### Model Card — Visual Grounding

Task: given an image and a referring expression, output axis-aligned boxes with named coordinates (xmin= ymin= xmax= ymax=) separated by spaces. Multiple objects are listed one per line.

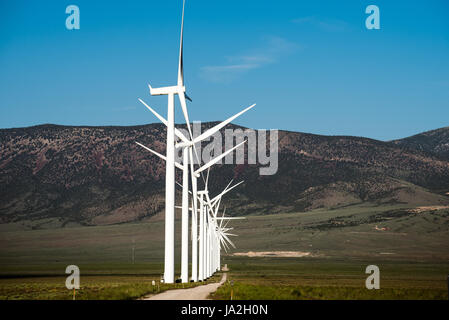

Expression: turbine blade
xmin=139 ymin=98 xmax=167 ymax=126
xmin=178 ymin=91 xmax=193 ymax=139
xmin=220 ymin=237 xmax=230 ymax=252
xmin=223 ymin=218 xmax=231 ymax=229
xmin=224 ymin=179 xmax=234 ymax=192
xmin=176 ymin=181 xmax=192 ymax=194
xmin=222 ymin=233 xmax=236 ymax=249
xmin=214 ymin=196 xmax=221 ymax=217
xmin=139 ymin=98 xmax=189 ymax=143
xmin=219 ymin=210 xmax=225 ymax=228
xmin=222 ymin=233 xmax=235 ymax=248
xmin=177 ymin=0 xmax=185 ymax=87
xmin=176 ymin=205 xmax=195 ymax=211
xmin=194 ymin=140 xmax=246 ymax=175
xmin=136 ymin=142 xmax=184 ymax=170
xmin=136 ymin=142 xmax=166 ymax=160
xmin=211 ymin=180 xmax=244 ymax=204
xmin=205 ymin=167 xmax=210 ymax=191
xmin=193 ymin=104 xmax=255 ymax=144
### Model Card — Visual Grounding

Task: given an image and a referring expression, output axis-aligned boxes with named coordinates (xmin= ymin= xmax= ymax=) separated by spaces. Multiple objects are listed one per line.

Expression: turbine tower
xmin=144 ymin=0 xmax=193 ymax=284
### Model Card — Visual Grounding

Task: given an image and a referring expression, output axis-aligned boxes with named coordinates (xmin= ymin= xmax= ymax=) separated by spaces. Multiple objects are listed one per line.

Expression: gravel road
xmin=144 ymin=273 xmax=227 ymax=300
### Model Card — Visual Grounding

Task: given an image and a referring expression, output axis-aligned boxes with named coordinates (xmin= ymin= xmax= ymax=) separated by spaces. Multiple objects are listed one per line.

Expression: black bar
xmin=1 ymin=300 xmax=448 ymax=319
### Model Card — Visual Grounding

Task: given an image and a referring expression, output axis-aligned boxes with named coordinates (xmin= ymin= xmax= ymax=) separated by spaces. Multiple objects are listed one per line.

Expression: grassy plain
xmin=0 ymin=203 xmax=448 ymax=299
xmin=211 ymin=257 xmax=448 ymax=299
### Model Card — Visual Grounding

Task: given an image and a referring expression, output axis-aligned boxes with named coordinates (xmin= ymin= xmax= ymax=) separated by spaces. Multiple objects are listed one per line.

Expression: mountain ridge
xmin=391 ymin=126 xmax=449 ymax=160
xmin=4 ymin=122 xmax=446 ymax=142
xmin=1 ymin=123 xmax=448 ymax=226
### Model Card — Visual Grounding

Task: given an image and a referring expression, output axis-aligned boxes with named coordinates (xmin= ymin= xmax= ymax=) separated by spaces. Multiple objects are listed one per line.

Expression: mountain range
xmin=1 ymin=123 xmax=448 ymax=226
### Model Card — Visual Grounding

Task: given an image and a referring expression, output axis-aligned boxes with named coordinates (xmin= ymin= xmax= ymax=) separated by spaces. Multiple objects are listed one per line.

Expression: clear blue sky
xmin=1 ymin=0 xmax=448 ymax=140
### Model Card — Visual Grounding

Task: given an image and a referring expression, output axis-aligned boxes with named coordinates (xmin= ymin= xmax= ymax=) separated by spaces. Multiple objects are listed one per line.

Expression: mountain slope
xmin=391 ymin=126 xmax=449 ymax=160
xmin=1 ymin=123 xmax=448 ymax=226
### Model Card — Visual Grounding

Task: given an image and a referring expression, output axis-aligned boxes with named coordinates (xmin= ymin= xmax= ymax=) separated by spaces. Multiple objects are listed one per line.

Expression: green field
xmin=1 ymin=203 xmax=448 ymax=299
xmin=211 ymin=257 xmax=448 ymax=299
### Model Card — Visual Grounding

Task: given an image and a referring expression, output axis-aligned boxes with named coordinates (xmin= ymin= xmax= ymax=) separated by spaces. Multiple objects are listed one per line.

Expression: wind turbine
xmin=136 ymin=139 xmax=246 ymax=282
xmin=195 ymin=172 xmax=246 ymax=279
xmin=208 ymin=180 xmax=246 ymax=275
xmin=137 ymin=97 xmax=253 ymax=281
xmin=141 ymin=0 xmax=194 ymax=284
xmin=136 ymin=0 xmax=255 ymax=283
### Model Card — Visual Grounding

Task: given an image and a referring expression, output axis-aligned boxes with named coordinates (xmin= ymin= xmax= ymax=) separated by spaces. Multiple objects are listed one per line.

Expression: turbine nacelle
xmin=148 ymin=83 xmax=190 ymax=98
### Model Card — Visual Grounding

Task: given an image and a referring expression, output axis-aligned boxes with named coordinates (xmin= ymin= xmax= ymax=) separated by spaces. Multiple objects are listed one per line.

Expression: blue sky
xmin=1 ymin=0 xmax=448 ymax=140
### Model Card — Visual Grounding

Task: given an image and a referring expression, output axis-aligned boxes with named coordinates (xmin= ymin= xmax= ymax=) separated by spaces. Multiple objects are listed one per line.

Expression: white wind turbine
xmin=176 ymin=103 xmax=254 ymax=281
xmin=136 ymin=0 xmax=254 ymax=283
xmin=211 ymin=210 xmax=244 ymax=274
xmin=136 ymin=139 xmax=246 ymax=282
xmin=206 ymin=204 xmax=242 ymax=276
xmin=196 ymin=173 xmax=245 ymax=279
xmin=196 ymin=169 xmax=217 ymax=280
xmin=215 ymin=209 xmax=241 ymax=265
xmin=175 ymin=174 xmax=245 ymax=280
xmin=209 ymin=177 xmax=247 ymax=273
xmin=140 ymin=0 xmax=194 ymax=284
xmin=137 ymin=95 xmax=253 ymax=282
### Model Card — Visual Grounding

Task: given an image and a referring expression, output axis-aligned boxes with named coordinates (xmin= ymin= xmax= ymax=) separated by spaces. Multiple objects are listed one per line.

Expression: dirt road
xmin=144 ymin=273 xmax=227 ymax=300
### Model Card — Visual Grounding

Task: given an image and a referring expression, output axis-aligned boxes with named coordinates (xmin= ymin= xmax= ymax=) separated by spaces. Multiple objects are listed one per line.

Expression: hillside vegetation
xmin=1 ymin=124 xmax=449 ymax=226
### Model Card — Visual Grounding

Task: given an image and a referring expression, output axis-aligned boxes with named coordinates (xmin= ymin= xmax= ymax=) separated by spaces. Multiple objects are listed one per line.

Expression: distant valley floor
xmin=0 ymin=203 xmax=448 ymax=299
